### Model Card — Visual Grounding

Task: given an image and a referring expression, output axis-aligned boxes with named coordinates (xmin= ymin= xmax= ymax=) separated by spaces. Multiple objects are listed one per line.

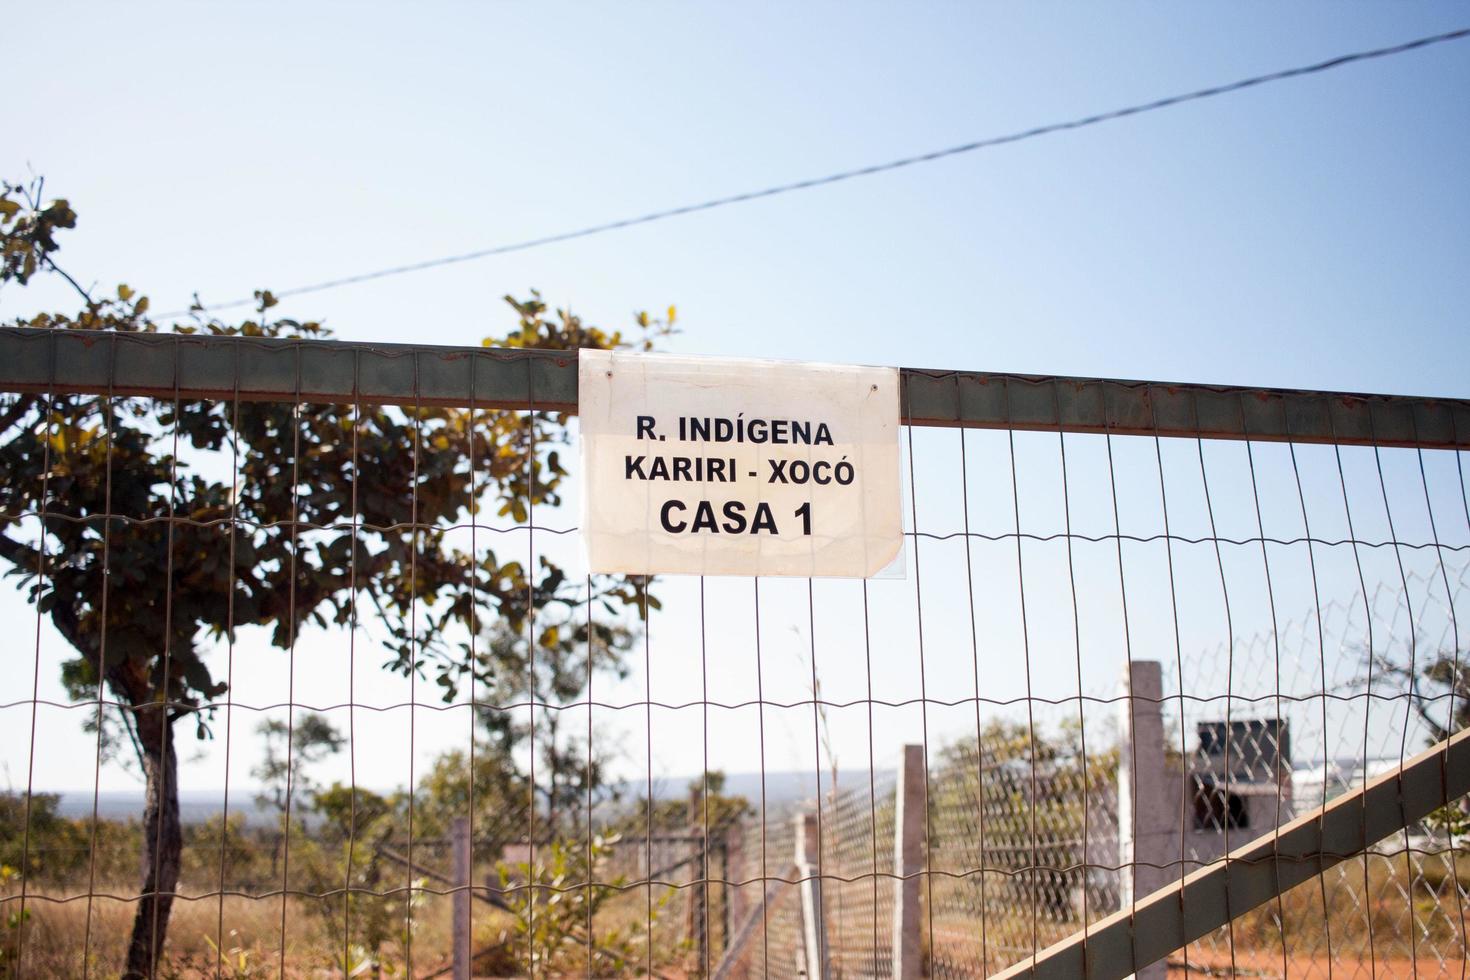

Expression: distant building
xmin=1188 ymin=719 xmax=1292 ymax=858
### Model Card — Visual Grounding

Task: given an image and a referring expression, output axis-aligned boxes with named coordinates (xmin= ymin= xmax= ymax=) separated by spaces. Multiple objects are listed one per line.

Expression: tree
xmin=490 ymin=834 xmax=661 ymax=976
xmin=0 ymin=178 xmax=666 ymax=976
xmin=465 ymin=618 xmax=637 ymax=840
xmin=932 ymin=720 xmax=1118 ymax=923
xmin=1373 ymin=645 xmax=1470 ymax=833
xmin=252 ymin=712 xmax=346 ymax=817
xmin=1374 ymin=648 xmax=1470 ymax=747
xmin=298 ymin=782 xmax=417 ymax=977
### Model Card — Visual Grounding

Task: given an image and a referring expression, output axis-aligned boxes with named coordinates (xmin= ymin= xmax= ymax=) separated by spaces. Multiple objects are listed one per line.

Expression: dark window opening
xmin=1193 ymin=782 xmax=1249 ymax=831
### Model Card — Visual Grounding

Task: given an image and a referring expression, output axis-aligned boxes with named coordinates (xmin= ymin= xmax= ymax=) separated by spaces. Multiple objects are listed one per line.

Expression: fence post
xmin=451 ymin=817 xmax=471 ymax=980
xmin=1118 ymin=661 xmax=1172 ymax=980
xmin=725 ymin=815 xmax=747 ymax=950
xmin=892 ymin=743 xmax=925 ymax=980
xmin=723 ymin=811 xmax=746 ymax=963
xmin=685 ymin=786 xmax=710 ymax=973
xmin=796 ymin=809 xmax=829 ymax=979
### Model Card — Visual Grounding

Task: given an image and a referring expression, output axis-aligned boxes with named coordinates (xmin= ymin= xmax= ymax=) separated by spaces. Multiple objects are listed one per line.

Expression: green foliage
xmin=0 ymin=176 xmax=667 ymax=746
xmin=0 ymin=793 xmax=85 ymax=879
xmin=632 ymin=770 xmax=754 ymax=835
xmin=0 ymin=175 xmax=674 ymax=972
xmin=491 ymin=835 xmax=665 ymax=976
xmin=934 ymin=720 xmax=1118 ymax=839
xmin=251 ymin=712 xmax=346 ymax=815
xmin=239 ymin=705 xmax=418 ymax=972
xmin=0 ymin=864 xmax=28 ymax=972
xmin=463 ymin=621 xmax=636 ymax=839
xmin=932 ymin=720 xmax=1118 ymax=922
xmin=182 ymin=813 xmax=272 ymax=891
xmin=411 ymin=742 xmax=529 ymax=861
xmin=1427 ymin=803 xmax=1470 ymax=838
xmin=0 ymin=792 xmax=139 ymax=886
xmin=291 ymin=783 xmax=421 ymax=976
xmin=0 ymin=179 xmax=75 ymax=286
xmin=0 ymin=794 xmax=285 ymax=896
xmin=200 ymin=930 xmax=268 ymax=980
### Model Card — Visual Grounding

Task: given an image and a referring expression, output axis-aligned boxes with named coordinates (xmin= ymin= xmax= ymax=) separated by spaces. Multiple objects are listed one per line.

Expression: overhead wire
xmin=160 ymin=26 xmax=1469 ymax=319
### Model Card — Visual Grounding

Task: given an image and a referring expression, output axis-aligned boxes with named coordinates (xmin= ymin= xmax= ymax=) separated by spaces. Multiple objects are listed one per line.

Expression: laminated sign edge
xmin=578 ymin=349 xmax=902 ymax=578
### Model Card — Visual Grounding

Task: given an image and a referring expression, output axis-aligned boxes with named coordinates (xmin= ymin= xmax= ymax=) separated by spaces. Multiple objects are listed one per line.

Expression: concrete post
xmin=892 ymin=743 xmax=925 ymax=980
xmin=685 ymin=786 xmax=709 ymax=973
xmin=796 ymin=810 xmax=829 ymax=979
xmin=1117 ymin=661 xmax=1172 ymax=980
xmin=725 ymin=817 xmax=746 ymax=953
xmin=451 ymin=816 xmax=472 ymax=980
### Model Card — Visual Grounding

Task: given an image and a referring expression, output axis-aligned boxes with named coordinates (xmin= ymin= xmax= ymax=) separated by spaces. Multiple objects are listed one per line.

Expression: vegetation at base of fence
xmin=1181 ymin=849 xmax=1470 ymax=971
xmin=0 ymin=725 xmax=715 ymax=975
xmin=491 ymin=835 xmax=671 ymax=976
xmin=4 ymin=735 xmax=1469 ymax=976
xmin=0 ymin=815 xmax=682 ymax=977
xmin=0 ymin=867 xmax=24 ymax=975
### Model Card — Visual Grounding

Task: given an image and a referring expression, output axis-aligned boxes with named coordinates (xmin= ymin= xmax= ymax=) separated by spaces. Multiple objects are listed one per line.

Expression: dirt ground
xmin=1168 ymin=950 xmax=1468 ymax=978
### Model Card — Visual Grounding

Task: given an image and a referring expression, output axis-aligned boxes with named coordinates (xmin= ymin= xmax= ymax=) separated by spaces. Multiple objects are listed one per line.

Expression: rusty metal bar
xmin=0 ymin=327 xmax=579 ymax=412
xmin=1 ymin=327 xmax=1467 ymax=447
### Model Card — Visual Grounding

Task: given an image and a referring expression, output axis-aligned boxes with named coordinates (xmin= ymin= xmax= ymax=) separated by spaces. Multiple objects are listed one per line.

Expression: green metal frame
xmin=1 ymin=327 xmax=1467 ymax=447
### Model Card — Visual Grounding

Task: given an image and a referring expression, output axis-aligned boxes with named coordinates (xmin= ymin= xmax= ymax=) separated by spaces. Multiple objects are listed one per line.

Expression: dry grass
xmin=6 ymin=887 xmax=472 ymax=978
xmin=5 ymin=879 xmax=691 ymax=978
xmin=917 ymin=850 xmax=1470 ymax=977
xmin=1169 ymin=951 xmax=1467 ymax=978
xmin=7 ymin=851 xmax=1466 ymax=976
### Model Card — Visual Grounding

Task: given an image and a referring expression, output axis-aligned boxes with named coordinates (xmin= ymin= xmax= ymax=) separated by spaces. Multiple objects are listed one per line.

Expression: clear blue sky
xmin=4 ymin=3 xmax=1468 ymax=797
xmin=9 ymin=3 xmax=1468 ymax=394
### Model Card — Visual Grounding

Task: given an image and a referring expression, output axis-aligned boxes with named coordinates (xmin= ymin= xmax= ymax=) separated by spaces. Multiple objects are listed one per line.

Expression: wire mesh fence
xmin=1162 ymin=565 xmax=1470 ymax=978
xmin=1 ymin=328 xmax=1468 ymax=978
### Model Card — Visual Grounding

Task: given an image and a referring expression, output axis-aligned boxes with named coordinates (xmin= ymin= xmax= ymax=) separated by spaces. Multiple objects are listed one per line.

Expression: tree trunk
xmin=122 ymin=695 xmax=182 ymax=979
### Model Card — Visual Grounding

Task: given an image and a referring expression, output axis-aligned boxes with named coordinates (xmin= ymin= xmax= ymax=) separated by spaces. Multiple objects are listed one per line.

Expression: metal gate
xmin=1 ymin=327 xmax=1467 ymax=978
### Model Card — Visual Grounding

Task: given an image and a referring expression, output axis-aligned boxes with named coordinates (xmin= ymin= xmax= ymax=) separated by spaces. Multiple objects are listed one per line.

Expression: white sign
xmin=579 ymin=349 xmax=902 ymax=578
